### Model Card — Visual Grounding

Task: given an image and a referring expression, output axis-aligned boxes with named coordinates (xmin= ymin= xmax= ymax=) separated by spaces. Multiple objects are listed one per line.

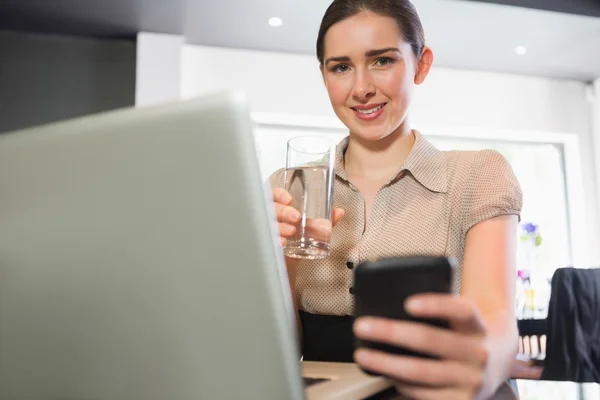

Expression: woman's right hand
xmin=272 ymin=188 xmax=345 ymax=248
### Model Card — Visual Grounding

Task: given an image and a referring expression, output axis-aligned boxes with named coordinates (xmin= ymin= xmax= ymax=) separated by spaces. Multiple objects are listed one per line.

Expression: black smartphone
xmin=353 ymin=256 xmax=455 ymax=369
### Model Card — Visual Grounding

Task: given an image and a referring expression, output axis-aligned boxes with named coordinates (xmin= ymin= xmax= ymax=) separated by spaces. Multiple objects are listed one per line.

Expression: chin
xmin=336 ymin=109 xmax=395 ymax=141
xmin=343 ymin=118 xmax=392 ymax=141
xmin=348 ymin=127 xmax=392 ymax=142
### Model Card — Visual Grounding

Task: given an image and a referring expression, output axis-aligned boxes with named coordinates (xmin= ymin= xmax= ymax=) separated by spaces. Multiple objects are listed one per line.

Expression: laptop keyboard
xmin=303 ymin=377 xmax=331 ymax=387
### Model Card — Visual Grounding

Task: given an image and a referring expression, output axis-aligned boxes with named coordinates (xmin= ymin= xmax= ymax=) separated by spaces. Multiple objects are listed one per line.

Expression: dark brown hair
xmin=316 ymin=0 xmax=425 ymax=65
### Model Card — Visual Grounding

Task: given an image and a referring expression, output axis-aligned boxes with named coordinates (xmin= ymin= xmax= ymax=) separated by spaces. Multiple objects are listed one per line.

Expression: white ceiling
xmin=183 ymin=0 xmax=600 ymax=82
xmin=1 ymin=0 xmax=599 ymax=81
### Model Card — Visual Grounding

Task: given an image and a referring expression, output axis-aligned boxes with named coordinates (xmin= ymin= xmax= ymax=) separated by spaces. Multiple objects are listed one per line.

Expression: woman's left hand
xmin=353 ymin=294 xmax=489 ymax=400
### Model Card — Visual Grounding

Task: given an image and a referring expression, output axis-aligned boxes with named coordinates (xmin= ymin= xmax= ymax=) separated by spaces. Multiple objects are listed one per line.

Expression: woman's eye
xmin=375 ymin=57 xmax=394 ymax=67
xmin=333 ymin=64 xmax=350 ymax=73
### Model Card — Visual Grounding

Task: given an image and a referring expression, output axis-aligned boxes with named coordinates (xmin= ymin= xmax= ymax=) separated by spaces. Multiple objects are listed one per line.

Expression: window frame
xmin=251 ymin=112 xmax=588 ymax=269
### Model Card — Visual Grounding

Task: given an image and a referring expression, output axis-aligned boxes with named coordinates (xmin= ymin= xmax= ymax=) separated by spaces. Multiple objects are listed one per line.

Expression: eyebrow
xmin=324 ymin=47 xmax=402 ymax=66
xmin=324 ymin=55 xmax=350 ymax=66
xmin=365 ymin=47 xmax=401 ymax=57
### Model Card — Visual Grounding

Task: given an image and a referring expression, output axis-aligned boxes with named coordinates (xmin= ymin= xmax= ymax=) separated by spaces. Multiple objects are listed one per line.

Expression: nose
xmin=351 ymin=68 xmax=375 ymax=101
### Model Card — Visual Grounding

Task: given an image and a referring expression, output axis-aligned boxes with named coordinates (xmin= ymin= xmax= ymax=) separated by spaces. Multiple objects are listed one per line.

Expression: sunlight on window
xmin=254 ymin=126 xmax=346 ymax=180
xmin=254 ymin=126 xmax=572 ymax=319
xmin=517 ymin=380 xmax=588 ymax=400
xmin=430 ymin=137 xmax=570 ymax=318
xmin=429 ymin=137 xmax=571 ymax=276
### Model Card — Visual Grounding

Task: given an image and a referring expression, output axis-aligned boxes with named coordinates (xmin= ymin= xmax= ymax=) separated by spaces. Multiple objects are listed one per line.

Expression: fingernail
xmin=406 ymin=298 xmax=423 ymax=312
xmin=290 ymin=211 xmax=301 ymax=221
xmin=354 ymin=349 xmax=370 ymax=363
xmin=355 ymin=319 xmax=372 ymax=335
xmin=282 ymin=193 xmax=292 ymax=203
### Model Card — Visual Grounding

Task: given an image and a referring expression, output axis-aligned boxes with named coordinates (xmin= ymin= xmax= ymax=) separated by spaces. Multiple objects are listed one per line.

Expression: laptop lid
xmin=0 ymin=92 xmax=303 ymax=400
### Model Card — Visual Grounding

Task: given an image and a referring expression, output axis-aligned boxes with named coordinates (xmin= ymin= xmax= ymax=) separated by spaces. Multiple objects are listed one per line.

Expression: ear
xmin=414 ymin=46 xmax=433 ymax=85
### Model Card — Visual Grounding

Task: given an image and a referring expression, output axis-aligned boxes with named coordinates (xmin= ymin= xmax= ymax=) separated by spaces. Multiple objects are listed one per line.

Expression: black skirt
xmin=300 ymin=310 xmax=356 ymax=362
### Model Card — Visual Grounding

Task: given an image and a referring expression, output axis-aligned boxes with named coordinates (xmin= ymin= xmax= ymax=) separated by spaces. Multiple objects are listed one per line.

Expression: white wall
xmin=411 ymin=69 xmax=592 ymax=135
xmin=592 ymin=78 xmax=600 ymax=250
xmin=180 ymin=44 xmax=592 ymax=134
xmin=132 ymin=34 xmax=600 ymax=266
xmin=134 ymin=35 xmax=599 ymax=266
xmin=135 ymin=33 xmax=183 ymax=107
xmin=181 ymin=45 xmax=331 ymax=116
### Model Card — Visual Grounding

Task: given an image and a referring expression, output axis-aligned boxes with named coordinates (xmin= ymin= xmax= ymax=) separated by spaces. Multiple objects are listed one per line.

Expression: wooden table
xmin=303 ymin=361 xmax=600 ymax=399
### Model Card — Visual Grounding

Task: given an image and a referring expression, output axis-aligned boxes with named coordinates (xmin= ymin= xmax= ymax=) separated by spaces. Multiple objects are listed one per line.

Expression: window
xmin=253 ymin=118 xmax=574 ymax=319
xmin=428 ymin=136 xmax=571 ymax=277
xmin=429 ymin=136 xmax=570 ymax=319
xmin=516 ymin=380 xmax=589 ymax=400
xmin=254 ymin=124 xmax=346 ymax=181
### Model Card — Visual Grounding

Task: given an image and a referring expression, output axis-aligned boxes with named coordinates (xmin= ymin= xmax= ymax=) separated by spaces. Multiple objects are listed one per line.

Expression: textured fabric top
xmin=270 ymin=130 xmax=522 ymax=316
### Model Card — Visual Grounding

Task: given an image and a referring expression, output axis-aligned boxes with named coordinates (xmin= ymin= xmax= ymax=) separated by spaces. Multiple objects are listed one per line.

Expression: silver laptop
xmin=0 ymin=92 xmax=390 ymax=400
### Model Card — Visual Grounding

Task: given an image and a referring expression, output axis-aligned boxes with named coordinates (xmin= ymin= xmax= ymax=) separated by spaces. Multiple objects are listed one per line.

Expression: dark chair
xmin=517 ymin=318 xmax=546 ymax=362
xmin=541 ymin=267 xmax=600 ymax=383
xmin=510 ymin=319 xmax=546 ymax=380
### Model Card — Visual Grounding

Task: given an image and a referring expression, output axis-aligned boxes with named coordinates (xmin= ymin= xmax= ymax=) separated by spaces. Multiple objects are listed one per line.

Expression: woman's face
xmin=321 ymin=11 xmax=432 ymax=142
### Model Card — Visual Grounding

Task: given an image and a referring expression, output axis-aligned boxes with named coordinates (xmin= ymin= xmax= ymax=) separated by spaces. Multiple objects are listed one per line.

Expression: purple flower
xmin=522 ymin=223 xmax=538 ymax=234
xmin=517 ymin=269 xmax=530 ymax=279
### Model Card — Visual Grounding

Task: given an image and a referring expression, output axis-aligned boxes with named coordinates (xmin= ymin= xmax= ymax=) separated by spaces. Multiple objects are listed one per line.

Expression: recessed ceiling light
xmin=269 ymin=17 xmax=283 ymax=27
xmin=515 ymin=46 xmax=527 ymax=56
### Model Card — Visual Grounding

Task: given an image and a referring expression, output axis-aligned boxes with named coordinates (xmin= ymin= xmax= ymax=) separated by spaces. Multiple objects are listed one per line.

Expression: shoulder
xmin=444 ymin=148 xmax=508 ymax=170
xmin=443 ymin=149 xmax=519 ymax=188
xmin=444 ymin=149 xmax=523 ymax=232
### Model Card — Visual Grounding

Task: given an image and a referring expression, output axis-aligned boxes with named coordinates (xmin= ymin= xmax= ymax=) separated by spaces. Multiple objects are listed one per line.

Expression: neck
xmin=344 ymin=122 xmax=415 ymax=181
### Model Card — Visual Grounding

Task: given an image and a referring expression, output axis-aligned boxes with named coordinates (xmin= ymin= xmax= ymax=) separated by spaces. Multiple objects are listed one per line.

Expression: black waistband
xmin=299 ymin=310 xmax=355 ymax=362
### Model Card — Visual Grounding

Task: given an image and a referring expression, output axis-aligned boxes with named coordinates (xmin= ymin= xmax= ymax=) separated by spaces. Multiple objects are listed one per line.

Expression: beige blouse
xmin=270 ymin=131 xmax=523 ymax=316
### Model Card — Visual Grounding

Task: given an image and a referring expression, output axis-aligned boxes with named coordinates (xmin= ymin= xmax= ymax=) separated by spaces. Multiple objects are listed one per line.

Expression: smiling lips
xmin=351 ymin=103 xmax=387 ymax=121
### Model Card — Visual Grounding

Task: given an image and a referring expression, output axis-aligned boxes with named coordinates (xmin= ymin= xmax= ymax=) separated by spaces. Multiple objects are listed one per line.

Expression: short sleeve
xmin=461 ymin=150 xmax=523 ymax=233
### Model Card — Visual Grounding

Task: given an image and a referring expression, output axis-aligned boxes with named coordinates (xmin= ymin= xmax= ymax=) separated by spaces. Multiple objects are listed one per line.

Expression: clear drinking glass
xmin=283 ymin=136 xmax=336 ymax=260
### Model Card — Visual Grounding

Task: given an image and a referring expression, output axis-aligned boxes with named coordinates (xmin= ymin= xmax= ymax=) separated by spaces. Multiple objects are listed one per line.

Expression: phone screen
xmin=353 ymin=256 xmax=454 ymax=371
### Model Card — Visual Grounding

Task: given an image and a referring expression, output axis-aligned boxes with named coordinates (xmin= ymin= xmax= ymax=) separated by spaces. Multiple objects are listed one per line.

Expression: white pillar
xmin=590 ymin=78 xmax=600 ymax=266
xmin=135 ymin=32 xmax=183 ymax=107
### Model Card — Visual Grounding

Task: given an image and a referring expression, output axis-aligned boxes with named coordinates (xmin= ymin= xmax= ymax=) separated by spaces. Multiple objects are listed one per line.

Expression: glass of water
xmin=283 ymin=136 xmax=336 ymax=260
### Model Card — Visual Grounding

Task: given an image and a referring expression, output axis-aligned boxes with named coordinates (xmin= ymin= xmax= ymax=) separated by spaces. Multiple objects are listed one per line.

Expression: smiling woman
xmin=267 ymin=1 xmax=523 ymax=399
xmin=317 ymin=5 xmax=429 ymax=146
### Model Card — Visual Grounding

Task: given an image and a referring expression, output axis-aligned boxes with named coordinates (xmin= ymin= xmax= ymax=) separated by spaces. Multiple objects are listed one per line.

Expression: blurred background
xmin=1 ymin=1 xmax=599 ymax=396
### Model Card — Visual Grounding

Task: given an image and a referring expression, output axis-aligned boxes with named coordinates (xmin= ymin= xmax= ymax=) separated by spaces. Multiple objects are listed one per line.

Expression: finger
xmin=280 ymin=237 xmax=287 ymax=247
xmin=394 ymin=383 xmax=474 ymax=400
xmin=304 ymin=218 xmax=332 ymax=242
xmin=274 ymin=203 xmax=302 ymax=223
xmin=354 ymin=318 xmax=488 ymax=367
xmin=278 ymin=222 xmax=296 ymax=237
xmin=332 ymin=208 xmax=345 ymax=226
xmin=354 ymin=349 xmax=484 ymax=389
xmin=272 ymin=188 xmax=292 ymax=205
xmin=405 ymin=294 xmax=486 ymax=334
